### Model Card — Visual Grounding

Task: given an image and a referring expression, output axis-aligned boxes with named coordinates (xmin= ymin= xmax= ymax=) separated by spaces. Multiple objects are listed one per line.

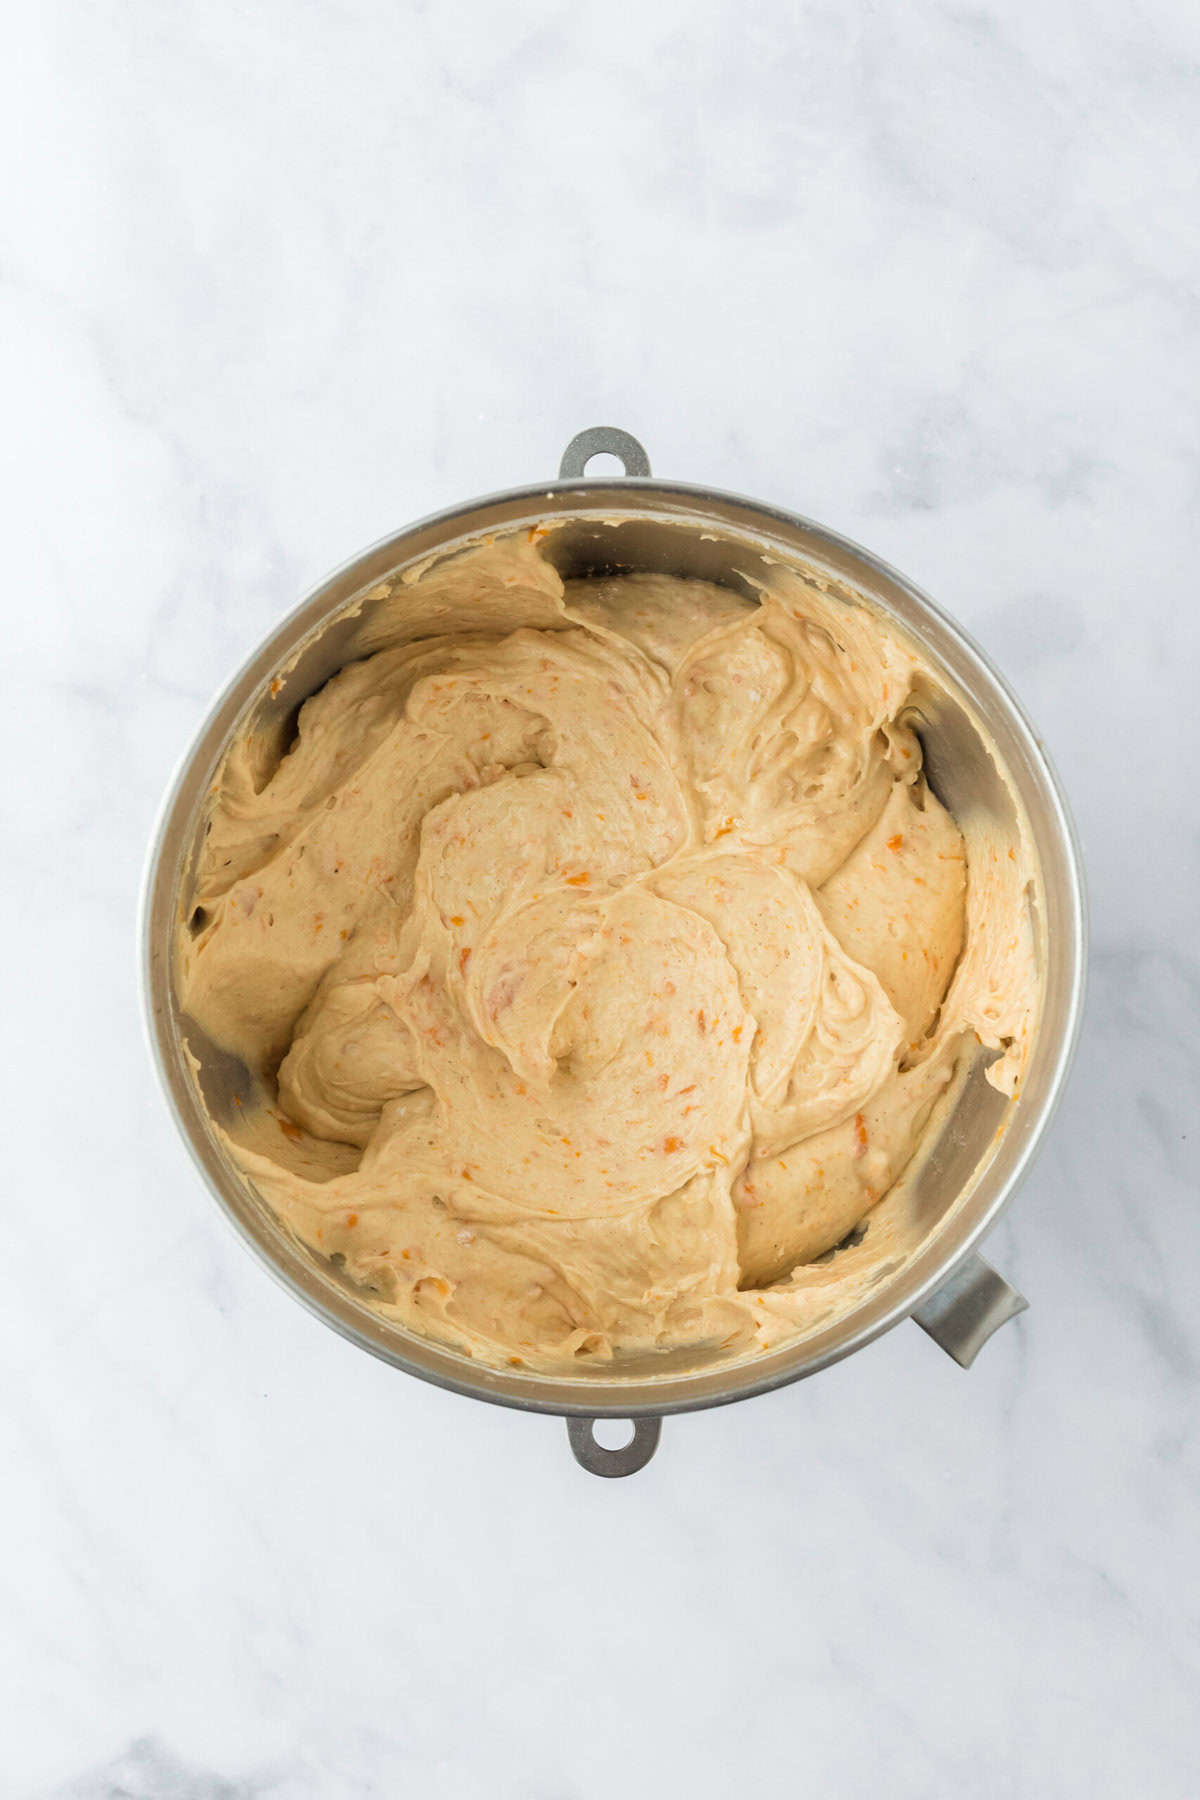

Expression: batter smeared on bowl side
xmin=178 ymin=531 xmax=1036 ymax=1370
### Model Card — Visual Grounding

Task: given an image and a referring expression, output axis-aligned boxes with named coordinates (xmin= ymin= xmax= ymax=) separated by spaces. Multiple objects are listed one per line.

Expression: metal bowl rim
xmin=139 ymin=473 xmax=1087 ymax=1418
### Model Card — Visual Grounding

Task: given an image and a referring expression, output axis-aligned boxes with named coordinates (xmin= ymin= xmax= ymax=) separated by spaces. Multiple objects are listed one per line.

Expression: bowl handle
xmin=566 ymin=1416 xmax=662 ymax=1477
xmin=558 ymin=426 xmax=652 ymax=480
xmin=562 ymin=1255 xmax=1023 ymax=1473
xmin=912 ymin=1253 xmax=1028 ymax=1367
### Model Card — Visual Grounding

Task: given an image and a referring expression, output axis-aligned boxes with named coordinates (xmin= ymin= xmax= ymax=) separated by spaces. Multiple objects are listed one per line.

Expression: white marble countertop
xmin=5 ymin=2 xmax=1199 ymax=1795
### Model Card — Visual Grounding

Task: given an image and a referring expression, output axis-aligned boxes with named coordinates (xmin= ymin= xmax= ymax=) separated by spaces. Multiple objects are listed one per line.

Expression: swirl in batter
xmin=178 ymin=532 xmax=1036 ymax=1369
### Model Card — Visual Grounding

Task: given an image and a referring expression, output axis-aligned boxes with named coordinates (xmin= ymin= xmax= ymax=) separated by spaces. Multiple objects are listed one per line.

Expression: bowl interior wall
xmin=144 ymin=487 xmax=1082 ymax=1416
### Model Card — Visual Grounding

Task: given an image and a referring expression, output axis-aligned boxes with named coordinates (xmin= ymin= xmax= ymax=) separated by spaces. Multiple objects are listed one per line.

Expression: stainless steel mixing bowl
xmin=141 ymin=427 xmax=1086 ymax=1477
